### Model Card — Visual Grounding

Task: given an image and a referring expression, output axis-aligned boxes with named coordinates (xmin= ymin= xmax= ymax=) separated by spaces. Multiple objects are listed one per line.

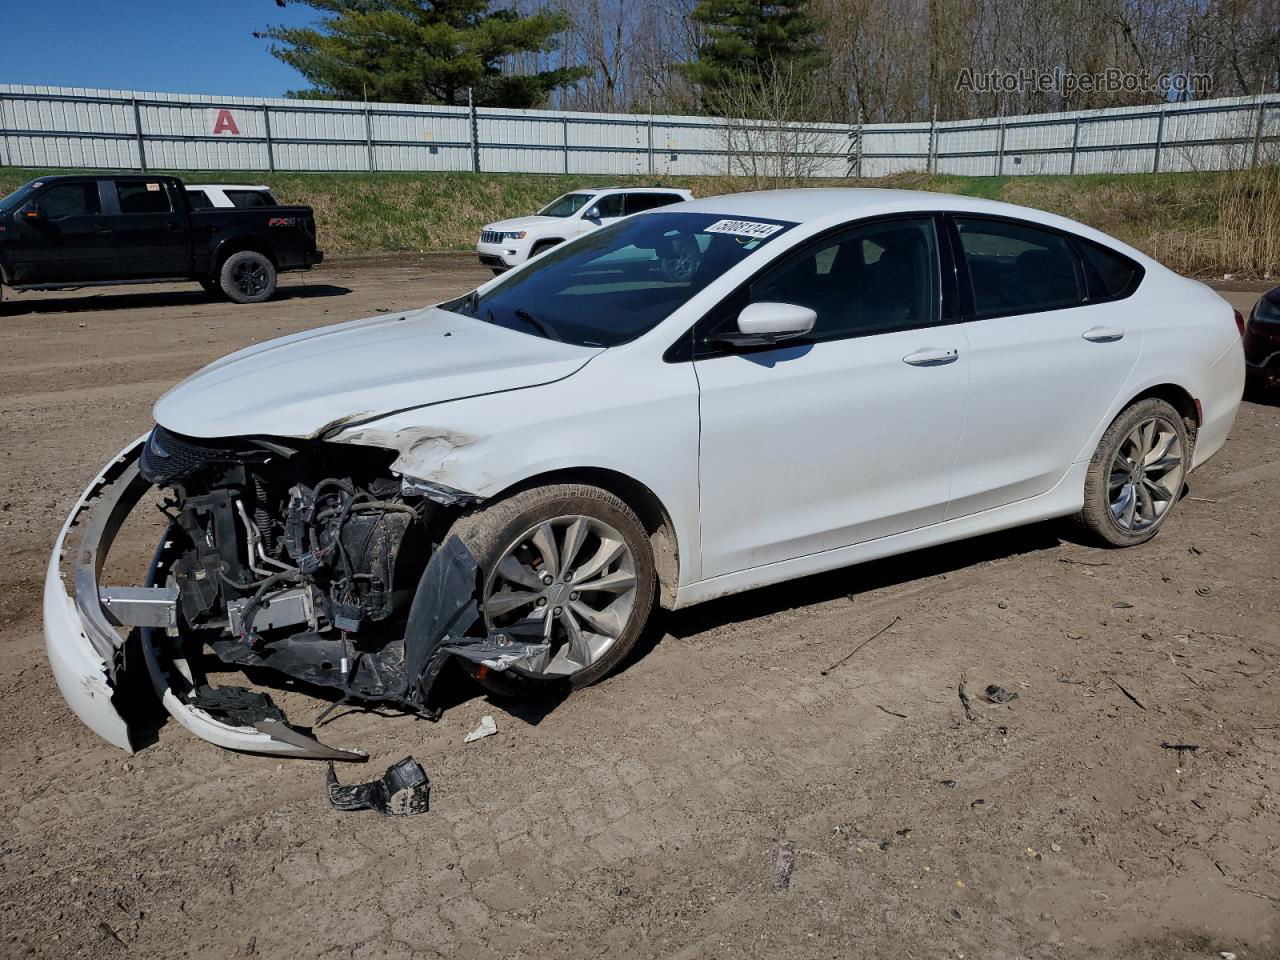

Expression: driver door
xmin=9 ymin=180 xmax=116 ymax=283
xmin=693 ymin=216 xmax=971 ymax=579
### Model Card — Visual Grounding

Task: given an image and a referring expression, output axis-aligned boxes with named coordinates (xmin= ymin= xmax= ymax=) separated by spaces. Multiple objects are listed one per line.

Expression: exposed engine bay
xmin=46 ymin=427 xmax=550 ymax=760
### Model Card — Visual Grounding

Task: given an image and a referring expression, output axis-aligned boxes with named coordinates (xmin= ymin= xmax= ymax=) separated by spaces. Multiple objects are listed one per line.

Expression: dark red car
xmin=1244 ymin=285 xmax=1280 ymax=393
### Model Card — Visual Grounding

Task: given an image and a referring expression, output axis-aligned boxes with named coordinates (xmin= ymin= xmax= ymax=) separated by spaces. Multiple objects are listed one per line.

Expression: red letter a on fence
xmin=213 ymin=109 xmax=241 ymax=136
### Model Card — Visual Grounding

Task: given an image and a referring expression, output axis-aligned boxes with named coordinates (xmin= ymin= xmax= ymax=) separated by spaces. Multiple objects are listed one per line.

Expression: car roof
xmin=590 ymin=186 xmax=692 ymax=194
xmin=671 ymin=188 xmax=1151 ymax=261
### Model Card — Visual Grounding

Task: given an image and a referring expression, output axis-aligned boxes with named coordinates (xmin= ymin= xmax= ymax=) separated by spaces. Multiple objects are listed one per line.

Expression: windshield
xmin=0 ymin=179 xmax=41 ymax=212
xmin=538 ymin=192 xmax=595 ymax=217
xmin=443 ymin=211 xmax=796 ymax=348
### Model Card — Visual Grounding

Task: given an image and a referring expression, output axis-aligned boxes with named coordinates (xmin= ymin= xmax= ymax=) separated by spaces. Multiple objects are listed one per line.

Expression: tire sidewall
xmin=1081 ymin=398 xmax=1189 ymax=546
xmin=219 ymin=251 xmax=277 ymax=304
xmin=449 ymin=486 xmax=656 ymax=697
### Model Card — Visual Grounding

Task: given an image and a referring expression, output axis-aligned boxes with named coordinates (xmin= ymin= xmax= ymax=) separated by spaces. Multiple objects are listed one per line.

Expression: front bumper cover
xmin=45 ymin=436 xmax=550 ymax=758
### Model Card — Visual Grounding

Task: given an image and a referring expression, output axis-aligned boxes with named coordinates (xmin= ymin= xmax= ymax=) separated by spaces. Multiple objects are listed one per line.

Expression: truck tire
xmin=442 ymin=483 xmax=656 ymax=698
xmin=219 ymin=251 xmax=277 ymax=304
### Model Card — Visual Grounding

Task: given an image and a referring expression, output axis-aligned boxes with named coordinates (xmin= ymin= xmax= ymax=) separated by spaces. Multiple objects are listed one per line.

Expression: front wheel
xmin=1077 ymin=398 xmax=1189 ymax=546
xmin=443 ymin=483 xmax=656 ymax=697
xmin=219 ymin=251 xmax=277 ymax=304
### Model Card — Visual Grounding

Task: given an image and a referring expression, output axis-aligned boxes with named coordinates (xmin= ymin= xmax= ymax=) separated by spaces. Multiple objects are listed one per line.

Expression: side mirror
xmin=715 ymin=301 xmax=816 ymax=347
xmin=583 ymin=206 xmax=601 ymax=221
xmin=19 ymin=203 xmax=46 ymax=223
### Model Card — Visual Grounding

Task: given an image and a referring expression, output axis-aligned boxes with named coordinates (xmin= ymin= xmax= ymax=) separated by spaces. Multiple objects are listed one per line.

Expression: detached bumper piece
xmin=327 ymin=756 xmax=430 ymax=816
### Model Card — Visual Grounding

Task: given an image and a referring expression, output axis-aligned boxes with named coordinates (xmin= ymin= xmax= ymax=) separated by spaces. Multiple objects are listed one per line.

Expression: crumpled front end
xmin=44 ymin=429 xmax=546 ymax=758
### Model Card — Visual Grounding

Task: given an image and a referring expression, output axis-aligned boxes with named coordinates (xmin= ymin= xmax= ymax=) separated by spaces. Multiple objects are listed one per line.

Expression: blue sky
xmin=0 ymin=0 xmax=317 ymax=96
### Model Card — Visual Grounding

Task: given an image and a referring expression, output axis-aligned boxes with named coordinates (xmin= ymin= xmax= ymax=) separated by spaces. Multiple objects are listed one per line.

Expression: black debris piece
xmin=327 ymin=756 xmax=430 ymax=816
xmin=984 ymin=684 xmax=1019 ymax=704
xmin=192 ymin=684 xmax=288 ymax=726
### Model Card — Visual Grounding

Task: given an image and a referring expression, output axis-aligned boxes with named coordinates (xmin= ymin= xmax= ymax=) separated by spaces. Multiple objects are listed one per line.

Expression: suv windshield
xmin=538 ymin=193 xmax=595 ymax=217
xmin=443 ymin=211 xmax=795 ymax=348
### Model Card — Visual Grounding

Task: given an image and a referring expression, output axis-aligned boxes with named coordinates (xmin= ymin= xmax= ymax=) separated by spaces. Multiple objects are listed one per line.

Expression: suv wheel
xmin=443 ymin=483 xmax=656 ymax=697
xmin=219 ymin=251 xmax=277 ymax=304
xmin=1078 ymin=398 xmax=1189 ymax=546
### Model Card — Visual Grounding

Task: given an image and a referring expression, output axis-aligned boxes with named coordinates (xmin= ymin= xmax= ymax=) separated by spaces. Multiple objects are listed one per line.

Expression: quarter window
xmin=743 ymin=217 xmax=941 ymax=340
xmin=1078 ymin=239 xmax=1141 ymax=299
xmin=37 ymin=183 xmax=100 ymax=218
xmin=116 ymin=181 xmax=172 ymax=215
xmin=954 ymin=217 xmax=1084 ymax=316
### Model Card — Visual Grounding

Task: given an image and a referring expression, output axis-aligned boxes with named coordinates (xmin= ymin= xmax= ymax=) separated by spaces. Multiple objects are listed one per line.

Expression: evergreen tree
xmin=262 ymin=0 xmax=588 ymax=108
xmin=680 ymin=0 xmax=823 ymax=97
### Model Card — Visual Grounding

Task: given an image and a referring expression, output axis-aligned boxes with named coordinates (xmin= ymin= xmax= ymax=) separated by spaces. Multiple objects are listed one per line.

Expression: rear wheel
xmin=443 ymin=483 xmax=656 ymax=697
xmin=1078 ymin=398 xmax=1189 ymax=546
xmin=219 ymin=251 xmax=277 ymax=304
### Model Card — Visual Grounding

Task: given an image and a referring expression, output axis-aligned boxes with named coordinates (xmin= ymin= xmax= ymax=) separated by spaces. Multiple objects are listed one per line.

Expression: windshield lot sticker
xmin=704 ymin=219 xmax=783 ymax=239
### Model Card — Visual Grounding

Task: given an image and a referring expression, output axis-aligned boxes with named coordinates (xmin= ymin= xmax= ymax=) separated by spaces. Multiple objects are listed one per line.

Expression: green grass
xmin=2 ymin=166 xmax=1276 ymax=277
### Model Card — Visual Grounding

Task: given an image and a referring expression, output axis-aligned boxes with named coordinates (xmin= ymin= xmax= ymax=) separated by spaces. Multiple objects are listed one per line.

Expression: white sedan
xmin=46 ymin=189 xmax=1244 ymax=758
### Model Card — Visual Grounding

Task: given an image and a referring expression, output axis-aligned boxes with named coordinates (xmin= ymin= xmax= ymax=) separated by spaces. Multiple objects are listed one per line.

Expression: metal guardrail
xmin=0 ymin=84 xmax=1276 ymax=178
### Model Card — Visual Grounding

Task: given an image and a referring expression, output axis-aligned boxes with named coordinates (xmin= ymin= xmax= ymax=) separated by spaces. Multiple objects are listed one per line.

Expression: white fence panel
xmin=1 ymin=83 xmax=1275 ymax=178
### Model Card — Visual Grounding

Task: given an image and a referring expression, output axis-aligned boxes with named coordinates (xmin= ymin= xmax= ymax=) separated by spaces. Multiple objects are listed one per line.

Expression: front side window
xmin=37 ymin=182 xmax=101 ymax=219
xmin=590 ymin=194 xmax=625 ymax=219
xmin=116 ymin=181 xmax=172 ymax=215
xmin=955 ymin=217 xmax=1083 ymax=316
xmin=538 ymin=192 xmax=594 ymax=217
xmin=739 ymin=217 xmax=941 ymax=340
xmin=444 ymin=211 xmax=795 ymax=348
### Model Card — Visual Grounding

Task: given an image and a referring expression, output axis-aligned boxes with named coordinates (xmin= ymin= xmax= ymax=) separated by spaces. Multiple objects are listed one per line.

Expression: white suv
xmin=477 ymin=186 xmax=693 ymax=272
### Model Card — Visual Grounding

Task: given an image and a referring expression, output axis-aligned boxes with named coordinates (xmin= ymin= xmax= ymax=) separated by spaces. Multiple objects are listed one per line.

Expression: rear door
xmin=944 ymin=215 xmax=1143 ymax=519
xmin=104 ymin=178 xmax=190 ymax=278
xmin=7 ymin=180 xmax=115 ymax=283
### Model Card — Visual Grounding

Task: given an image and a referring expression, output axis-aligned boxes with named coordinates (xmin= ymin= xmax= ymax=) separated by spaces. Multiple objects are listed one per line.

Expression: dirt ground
xmin=1 ymin=258 xmax=1277 ymax=960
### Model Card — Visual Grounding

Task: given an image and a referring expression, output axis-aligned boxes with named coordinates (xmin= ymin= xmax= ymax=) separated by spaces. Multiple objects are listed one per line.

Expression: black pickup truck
xmin=0 ymin=174 xmax=322 ymax=304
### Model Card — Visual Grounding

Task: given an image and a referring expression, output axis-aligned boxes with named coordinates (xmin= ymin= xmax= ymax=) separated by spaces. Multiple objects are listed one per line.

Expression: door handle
xmin=1082 ymin=326 xmax=1124 ymax=343
xmin=95 ymin=223 xmax=112 ymax=234
xmin=903 ymin=347 xmax=960 ymax=367
xmin=167 ymin=221 xmax=183 ymax=233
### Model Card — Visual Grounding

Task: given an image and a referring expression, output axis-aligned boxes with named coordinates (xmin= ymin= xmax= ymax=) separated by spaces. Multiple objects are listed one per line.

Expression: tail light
xmin=1234 ymin=309 xmax=1245 ymax=337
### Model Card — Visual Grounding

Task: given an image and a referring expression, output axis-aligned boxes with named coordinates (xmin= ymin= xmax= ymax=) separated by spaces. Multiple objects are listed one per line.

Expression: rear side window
xmin=625 ymin=193 xmax=683 ymax=214
xmin=1078 ymin=239 xmax=1142 ymax=299
xmin=116 ymin=181 xmax=172 ymax=215
xmin=37 ymin=183 xmax=100 ymax=218
xmin=186 ymin=189 xmax=212 ymax=210
xmin=954 ymin=217 xmax=1084 ymax=316
xmin=226 ymin=190 xmax=276 ymax=208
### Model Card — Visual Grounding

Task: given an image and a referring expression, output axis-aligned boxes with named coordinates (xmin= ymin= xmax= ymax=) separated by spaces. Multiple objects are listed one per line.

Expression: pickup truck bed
xmin=0 ymin=174 xmax=322 ymax=304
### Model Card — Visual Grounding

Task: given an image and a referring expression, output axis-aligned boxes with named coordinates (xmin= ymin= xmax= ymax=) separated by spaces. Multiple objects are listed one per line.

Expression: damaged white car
xmin=46 ymin=189 xmax=1244 ymax=759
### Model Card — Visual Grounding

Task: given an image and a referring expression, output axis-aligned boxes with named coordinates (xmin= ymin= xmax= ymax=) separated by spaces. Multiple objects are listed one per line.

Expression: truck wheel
xmin=219 ymin=251 xmax=277 ymax=304
xmin=1077 ymin=398 xmax=1189 ymax=546
xmin=443 ymin=483 xmax=656 ymax=698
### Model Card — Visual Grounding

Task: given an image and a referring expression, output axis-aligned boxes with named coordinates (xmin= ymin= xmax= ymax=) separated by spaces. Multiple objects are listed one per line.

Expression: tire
xmin=443 ymin=483 xmax=656 ymax=698
xmin=1077 ymin=398 xmax=1189 ymax=547
xmin=530 ymin=240 xmax=561 ymax=258
xmin=219 ymin=250 xmax=277 ymax=304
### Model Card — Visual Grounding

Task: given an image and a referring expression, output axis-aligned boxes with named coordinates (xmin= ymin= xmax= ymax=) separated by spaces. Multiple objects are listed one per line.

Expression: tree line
xmin=263 ymin=0 xmax=1278 ymax=121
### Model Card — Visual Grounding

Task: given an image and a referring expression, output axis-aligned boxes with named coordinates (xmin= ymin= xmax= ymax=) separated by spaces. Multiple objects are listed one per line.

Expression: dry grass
xmin=1 ymin=166 xmax=1276 ymax=278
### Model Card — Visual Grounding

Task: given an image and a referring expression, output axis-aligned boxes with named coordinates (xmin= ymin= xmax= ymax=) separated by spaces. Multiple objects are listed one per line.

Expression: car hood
xmin=153 ymin=306 xmax=601 ymax=439
xmin=483 ymin=215 xmax=571 ymax=232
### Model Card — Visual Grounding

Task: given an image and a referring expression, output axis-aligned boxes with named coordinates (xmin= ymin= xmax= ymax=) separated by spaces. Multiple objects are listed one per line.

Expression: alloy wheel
xmin=1107 ymin=416 xmax=1184 ymax=532
xmin=233 ymin=260 xmax=269 ymax=297
xmin=482 ymin=515 xmax=638 ymax=677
